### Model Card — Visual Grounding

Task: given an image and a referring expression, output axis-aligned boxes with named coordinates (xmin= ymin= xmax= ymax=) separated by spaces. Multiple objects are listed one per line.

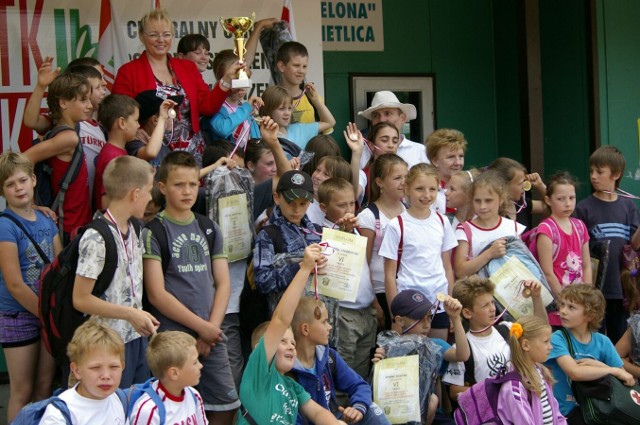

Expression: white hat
xmin=358 ymin=91 xmax=417 ymax=121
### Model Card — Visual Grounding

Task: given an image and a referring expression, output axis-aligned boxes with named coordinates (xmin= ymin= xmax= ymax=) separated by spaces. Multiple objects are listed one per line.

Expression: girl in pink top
xmin=536 ymin=172 xmax=591 ymax=299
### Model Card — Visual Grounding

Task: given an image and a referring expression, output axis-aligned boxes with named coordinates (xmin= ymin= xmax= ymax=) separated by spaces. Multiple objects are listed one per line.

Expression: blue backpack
xmin=12 ymin=388 xmax=126 ymax=425
xmin=126 ymin=378 xmax=198 ymax=425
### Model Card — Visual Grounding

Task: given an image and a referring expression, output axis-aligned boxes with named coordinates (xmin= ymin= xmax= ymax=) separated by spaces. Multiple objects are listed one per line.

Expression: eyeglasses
xmin=144 ymin=32 xmax=173 ymax=40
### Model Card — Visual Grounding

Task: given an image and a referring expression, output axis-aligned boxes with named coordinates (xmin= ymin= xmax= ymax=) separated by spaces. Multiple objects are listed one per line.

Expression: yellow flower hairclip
xmin=510 ymin=323 xmax=523 ymax=339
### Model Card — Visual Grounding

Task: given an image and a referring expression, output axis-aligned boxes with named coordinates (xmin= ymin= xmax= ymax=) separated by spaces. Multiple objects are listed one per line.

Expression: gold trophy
xmin=219 ymin=13 xmax=256 ymax=89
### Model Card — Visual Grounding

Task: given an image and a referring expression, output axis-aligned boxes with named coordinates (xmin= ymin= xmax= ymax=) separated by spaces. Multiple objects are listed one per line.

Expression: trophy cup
xmin=219 ymin=13 xmax=256 ymax=88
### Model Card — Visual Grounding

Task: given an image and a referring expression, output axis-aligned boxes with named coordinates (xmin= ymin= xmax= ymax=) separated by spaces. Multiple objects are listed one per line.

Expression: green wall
xmin=323 ymin=0 xmax=507 ymax=167
xmin=597 ymin=0 xmax=640 ymax=194
xmin=323 ymin=0 xmax=639 ymax=199
xmin=539 ymin=0 xmax=592 ymax=198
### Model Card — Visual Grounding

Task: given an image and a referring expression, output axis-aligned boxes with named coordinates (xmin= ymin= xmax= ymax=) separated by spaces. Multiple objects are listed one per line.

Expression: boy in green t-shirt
xmin=237 ymin=245 xmax=347 ymax=425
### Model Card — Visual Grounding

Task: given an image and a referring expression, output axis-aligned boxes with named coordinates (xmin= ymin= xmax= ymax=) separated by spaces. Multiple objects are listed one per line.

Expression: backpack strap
xmin=45 ymin=124 xmax=83 ymax=236
xmin=495 ymin=323 xmax=511 ymax=342
xmin=0 ymin=212 xmax=51 ymax=264
xmin=115 ymin=388 xmax=128 ymax=417
xmin=87 ymin=218 xmax=119 ymax=296
xmin=145 ymin=217 xmax=170 ymax=274
xmin=127 ymin=378 xmax=167 ymax=425
xmin=560 ymin=327 xmax=576 ymax=358
xmin=239 ymin=405 xmax=259 ymax=425
xmin=49 ymin=397 xmax=73 ymax=424
xmin=366 ymin=203 xmax=382 ymax=255
xmin=396 ymin=215 xmax=404 ymax=278
xmin=435 ymin=211 xmax=445 ymax=226
xmin=263 ymin=224 xmax=286 ymax=254
xmin=194 ymin=213 xmax=216 ymax=255
xmin=461 ymin=221 xmax=473 ymax=258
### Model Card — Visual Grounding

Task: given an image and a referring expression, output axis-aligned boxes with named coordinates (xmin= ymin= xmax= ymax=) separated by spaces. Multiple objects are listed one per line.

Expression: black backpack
xmin=39 ymin=218 xmax=141 ymax=364
xmin=33 ymin=124 xmax=83 ymax=235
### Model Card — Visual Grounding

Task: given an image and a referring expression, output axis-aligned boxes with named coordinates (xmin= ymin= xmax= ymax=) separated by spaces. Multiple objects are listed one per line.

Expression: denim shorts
xmin=0 ymin=311 xmax=41 ymax=347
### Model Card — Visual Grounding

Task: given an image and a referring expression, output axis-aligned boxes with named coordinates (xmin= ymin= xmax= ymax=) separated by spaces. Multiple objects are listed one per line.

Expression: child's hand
xmin=525 ymin=172 xmax=545 ymax=191
xmin=302 ymin=244 xmax=327 ymax=271
xmin=158 ymin=99 xmax=177 ymax=120
xmin=249 ymin=96 xmax=264 ymax=110
xmin=196 ymin=338 xmax=213 ymax=357
xmin=214 ymin=156 xmax=237 ymax=170
xmin=305 ymin=83 xmax=321 ymax=103
xmin=338 ymin=406 xmax=364 ymax=423
xmin=221 ymin=61 xmax=243 ymax=89
xmin=290 ymin=156 xmax=301 ymax=170
xmin=34 ymin=205 xmax=58 ymax=223
xmin=259 ymin=116 xmax=279 ymax=143
xmin=371 ymin=346 xmax=386 ymax=363
xmin=487 ymin=238 xmax=506 ymax=259
xmin=522 ymin=280 xmax=542 ymax=298
xmin=128 ymin=309 xmax=160 ymax=337
xmin=444 ymin=296 xmax=463 ymax=319
xmin=336 ymin=213 xmax=359 ymax=232
xmin=37 ymin=56 xmax=61 ymax=89
xmin=198 ymin=322 xmax=223 ymax=345
xmin=614 ymin=368 xmax=636 ymax=386
xmin=343 ymin=122 xmax=364 ymax=154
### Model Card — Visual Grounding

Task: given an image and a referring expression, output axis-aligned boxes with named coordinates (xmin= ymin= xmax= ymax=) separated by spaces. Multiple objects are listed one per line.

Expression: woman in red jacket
xmin=113 ymin=8 xmax=240 ymax=166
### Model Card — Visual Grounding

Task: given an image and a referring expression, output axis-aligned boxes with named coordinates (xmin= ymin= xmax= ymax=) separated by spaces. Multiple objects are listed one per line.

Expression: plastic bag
xmin=376 ymin=330 xmax=443 ymax=420
xmin=590 ymin=239 xmax=611 ymax=290
xmin=205 ymin=166 xmax=255 ymax=262
xmin=259 ymin=21 xmax=294 ymax=85
xmin=482 ymin=236 xmax=557 ymax=319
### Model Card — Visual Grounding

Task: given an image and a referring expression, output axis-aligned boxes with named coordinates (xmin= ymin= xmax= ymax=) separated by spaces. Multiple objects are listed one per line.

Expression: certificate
xmin=218 ymin=194 xmax=252 ymax=263
xmin=490 ymin=255 xmax=555 ymax=319
xmin=315 ymin=228 xmax=367 ymax=302
xmin=373 ymin=355 xmax=421 ymax=424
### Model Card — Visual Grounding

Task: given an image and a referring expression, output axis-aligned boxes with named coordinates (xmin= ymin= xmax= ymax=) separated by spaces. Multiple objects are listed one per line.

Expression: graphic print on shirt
xmin=172 ymin=231 xmax=210 ymax=274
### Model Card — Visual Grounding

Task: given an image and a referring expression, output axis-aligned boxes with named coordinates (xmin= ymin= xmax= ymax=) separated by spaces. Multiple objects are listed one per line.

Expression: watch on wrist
xmin=219 ymin=79 xmax=232 ymax=89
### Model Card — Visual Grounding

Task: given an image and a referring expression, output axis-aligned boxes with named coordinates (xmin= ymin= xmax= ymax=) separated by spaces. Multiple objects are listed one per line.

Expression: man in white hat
xmin=357 ymin=91 xmax=429 ymax=168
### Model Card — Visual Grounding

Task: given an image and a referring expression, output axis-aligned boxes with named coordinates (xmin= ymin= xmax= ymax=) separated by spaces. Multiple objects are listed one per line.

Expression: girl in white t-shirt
xmin=358 ymin=153 xmax=408 ymax=330
xmin=454 ymin=170 xmax=526 ymax=278
xmin=379 ymin=163 xmax=457 ymax=340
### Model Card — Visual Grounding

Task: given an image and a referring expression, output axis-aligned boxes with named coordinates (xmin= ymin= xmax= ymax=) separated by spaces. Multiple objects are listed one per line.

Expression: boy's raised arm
xmin=263 ymin=244 xmax=324 ymax=363
xmin=23 ymin=56 xmax=59 ymax=134
xmin=305 ymin=84 xmax=335 ymax=133
xmin=259 ymin=116 xmax=291 ymax=192
xmin=135 ymin=99 xmax=173 ymax=160
xmin=23 ymin=130 xmax=79 ymax=164
xmin=444 ymin=297 xmax=470 ymax=362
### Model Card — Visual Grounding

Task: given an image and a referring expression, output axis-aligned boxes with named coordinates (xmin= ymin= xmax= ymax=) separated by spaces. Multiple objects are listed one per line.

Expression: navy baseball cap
xmin=391 ymin=289 xmax=433 ymax=320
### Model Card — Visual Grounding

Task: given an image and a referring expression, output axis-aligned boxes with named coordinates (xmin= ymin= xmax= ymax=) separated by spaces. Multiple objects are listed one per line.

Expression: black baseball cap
xmin=276 ymin=170 xmax=314 ymax=202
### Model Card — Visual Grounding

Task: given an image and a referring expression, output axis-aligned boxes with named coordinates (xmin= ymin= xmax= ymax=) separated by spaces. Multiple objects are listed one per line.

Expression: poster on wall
xmin=321 ymin=0 xmax=383 ymax=51
xmin=0 ymin=0 xmax=323 ymax=155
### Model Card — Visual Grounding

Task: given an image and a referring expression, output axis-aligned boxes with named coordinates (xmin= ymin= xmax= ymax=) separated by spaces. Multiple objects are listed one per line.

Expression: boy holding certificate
xmin=290 ymin=297 xmax=390 ymax=425
xmin=318 ymin=177 xmax=378 ymax=379
xmin=443 ymin=276 xmax=547 ymax=405
xmin=372 ymin=289 xmax=470 ymax=424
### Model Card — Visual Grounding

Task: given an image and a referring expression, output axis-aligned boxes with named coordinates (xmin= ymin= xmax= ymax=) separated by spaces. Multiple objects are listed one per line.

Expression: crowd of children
xmin=1 ymin=7 xmax=640 ymax=425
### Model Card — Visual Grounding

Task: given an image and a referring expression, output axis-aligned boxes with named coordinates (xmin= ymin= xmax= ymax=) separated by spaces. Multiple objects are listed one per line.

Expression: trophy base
xmin=232 ymin=78 xmax=252 ymax=89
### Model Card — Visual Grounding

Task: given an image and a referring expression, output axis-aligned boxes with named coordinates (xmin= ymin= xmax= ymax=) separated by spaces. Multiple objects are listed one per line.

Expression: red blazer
xmin=112 ymin=51 xmax=226 ymax=134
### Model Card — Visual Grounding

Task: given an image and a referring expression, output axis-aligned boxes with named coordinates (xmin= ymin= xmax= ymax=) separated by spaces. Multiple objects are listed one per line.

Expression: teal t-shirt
xmin=237 ymin=337 xmax=311 ymax=424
